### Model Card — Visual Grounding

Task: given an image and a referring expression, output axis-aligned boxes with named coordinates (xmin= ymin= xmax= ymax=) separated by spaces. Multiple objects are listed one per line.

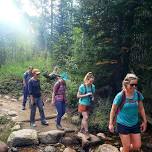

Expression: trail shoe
xmin=56 ymin=124 xmax=64 ymax=130
xmin=22 ymin=106 xmax=25 ymax=110
xmin=41 ymin=121 xmax=49 ymax=126
xmin=30 ymin=123 xmax=36 ymax=127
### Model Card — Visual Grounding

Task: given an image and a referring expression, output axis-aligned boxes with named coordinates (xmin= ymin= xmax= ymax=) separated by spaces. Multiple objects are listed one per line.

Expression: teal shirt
xmin=113 ymin=90 xmax=144 ymax=127
xmin=78 ymin=84 xmax=95 ymax=106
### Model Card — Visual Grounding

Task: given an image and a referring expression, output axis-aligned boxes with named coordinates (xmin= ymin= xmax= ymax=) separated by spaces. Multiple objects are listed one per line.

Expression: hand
xmin=109 ymin=123 xmax=114 ymax=133
xmin=140 ymin=122 xmax=147 ymax=132
xmin=86 ymin=92 xmax=92 ymax=96
xmin=51 ymin=101 xmax=55 ymax=106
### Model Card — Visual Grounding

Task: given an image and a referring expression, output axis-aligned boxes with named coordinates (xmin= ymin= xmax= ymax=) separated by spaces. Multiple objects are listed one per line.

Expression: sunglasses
xmin=130 ymin=83 xmax=138 ymax=87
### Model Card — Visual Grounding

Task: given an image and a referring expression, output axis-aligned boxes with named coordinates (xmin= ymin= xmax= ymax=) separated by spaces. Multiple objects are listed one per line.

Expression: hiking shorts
xmin=117 ymin=122 xmax=141 ymax=134
xmin=78 ymin=104 xmax=91 ymax=112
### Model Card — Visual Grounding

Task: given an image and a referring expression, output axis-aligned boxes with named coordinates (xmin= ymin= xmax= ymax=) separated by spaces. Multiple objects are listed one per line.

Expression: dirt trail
xmin=0 ymin=97 xmax=77 ymax=132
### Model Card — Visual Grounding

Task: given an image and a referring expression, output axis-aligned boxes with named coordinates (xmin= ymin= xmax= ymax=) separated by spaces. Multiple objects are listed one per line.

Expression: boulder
xmin=7 ymin=129 xmax=38 ymax=147
xmin=61 ymin=136 xmax=80 ymax=146
xmin=38 ymin=130 xmax=65 ymax=144
xmin=77 ymin=132 xmax=102 ymax=147
xmin=94 ymin=144 xmax=119 ymax=152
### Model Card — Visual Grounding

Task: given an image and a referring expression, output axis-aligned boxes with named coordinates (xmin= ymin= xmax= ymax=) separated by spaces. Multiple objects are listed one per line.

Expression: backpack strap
xmin=84 ymin=84 xmax=93 ymax=94
xmin=116 ymin=91 xmax=126 ymax=114
xmin=54 ymin=81 xmax=61 ymax=95
xmin=137 ymin=91 xmax=141 ymax=103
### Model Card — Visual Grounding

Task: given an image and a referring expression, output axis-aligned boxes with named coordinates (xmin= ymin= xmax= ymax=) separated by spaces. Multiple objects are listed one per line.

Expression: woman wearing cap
xmin=51 ymin=74 xmax=67 ymax=130
xmin=77 ymin=72 xmax=95 ymax=135
xmin=28 ymin=69 xmax=48 ymax=127
xmin=109 ymin=73 xmax=147 ymax=152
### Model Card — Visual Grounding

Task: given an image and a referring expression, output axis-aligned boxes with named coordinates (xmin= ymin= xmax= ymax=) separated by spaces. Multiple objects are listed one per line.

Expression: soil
xmin=0 ymin=97 xmax=77 ymax=132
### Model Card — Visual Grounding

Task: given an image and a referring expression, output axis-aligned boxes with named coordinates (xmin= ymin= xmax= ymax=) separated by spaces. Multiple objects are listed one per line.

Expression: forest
xmin=0 ymin=0 xmax=152 ymax=129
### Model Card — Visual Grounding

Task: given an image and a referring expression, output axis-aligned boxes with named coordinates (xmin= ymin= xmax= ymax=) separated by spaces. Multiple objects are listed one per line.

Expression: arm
xmin=51 ymin=82 xmax=59 ymax=105
xmin=51 ymin=92 xmax=55 ymax=105
xmin=23 ymin=79 xmax=26 ymax=86
xmin=28 ymin=80 xmax=35 ymax=105
xmin=138 ymin=101 xmax=147 ymax=132
xmin=109 ymin=104 xmax=118 ymax=133
xmin=77 ymin=91 xmax=92 ymax=98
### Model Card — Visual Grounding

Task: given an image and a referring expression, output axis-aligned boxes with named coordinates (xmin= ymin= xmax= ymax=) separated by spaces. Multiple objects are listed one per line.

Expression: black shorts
xmin=117 ymin=123 xmax=141 ymax=134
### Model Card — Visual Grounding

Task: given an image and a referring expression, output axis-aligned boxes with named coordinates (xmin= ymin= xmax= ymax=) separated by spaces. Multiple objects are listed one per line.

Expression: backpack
xmin=113 ymin=90 xmax=141 ymax=125
xmin=54 ymin=80 xmax=66 ymax=101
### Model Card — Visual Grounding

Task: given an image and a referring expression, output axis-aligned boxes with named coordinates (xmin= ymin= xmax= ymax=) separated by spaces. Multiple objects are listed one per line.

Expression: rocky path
xmin=0 ymin=96 xmax=77 ymax=132
xmin=0 ymin=95 xmax=152 ymax=152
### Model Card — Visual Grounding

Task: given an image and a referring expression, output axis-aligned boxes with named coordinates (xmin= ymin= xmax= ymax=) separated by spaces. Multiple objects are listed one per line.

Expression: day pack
xmin=54 ymin=80 xmax=66 ymax=102
xmin=113 ymin=90 xmax=141 ymax=125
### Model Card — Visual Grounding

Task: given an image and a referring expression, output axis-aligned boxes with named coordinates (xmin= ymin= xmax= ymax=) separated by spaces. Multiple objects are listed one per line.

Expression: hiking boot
xmin=41 ymin=121 xmax=49 ymax=126
xmin=22 ymin=106 xmax=25 ymax=110
xmin=30 ymin=123 xmax=36 ymax=127
xmin=56 ymin=124 xmax=64 ymax=130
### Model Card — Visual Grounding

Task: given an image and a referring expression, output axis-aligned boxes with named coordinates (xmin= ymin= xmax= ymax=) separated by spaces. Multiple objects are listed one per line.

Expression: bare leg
xmin=81 ymin=111 xmax=89 ymax=132
xmin=130 ymin=133 xmax=141 ymax=151
xmin=119 ymin=134 xmax=131 ymax=152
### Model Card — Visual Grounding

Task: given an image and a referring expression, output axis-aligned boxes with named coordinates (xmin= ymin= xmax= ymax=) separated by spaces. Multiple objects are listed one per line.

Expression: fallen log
xmin=20 ymin=114 xmax=57 ymax=122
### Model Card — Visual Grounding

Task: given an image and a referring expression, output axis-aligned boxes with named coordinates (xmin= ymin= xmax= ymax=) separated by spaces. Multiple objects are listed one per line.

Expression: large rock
xmin=94 ymin=144 xmax=119 ymax=152
xmin=38 ymin=130 xmax=65 ymax=144
xmin=7 ymin=129 xmax=38 ymax=147
xmin=61 ymin=136 xmax=80 ymax=146
xmin=77 ymin=132 xmax=103 ymax=148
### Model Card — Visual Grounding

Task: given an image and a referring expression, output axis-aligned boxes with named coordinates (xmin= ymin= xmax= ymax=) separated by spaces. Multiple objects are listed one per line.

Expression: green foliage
xmin=0 ymin=57 xmax=53 ymax=98
xmin=66 ymin=80 xmax=79 ymax=107
xmin=89 ymin=98 xmax=111 ymax=132
xmin=0 ymin=115 xmax=10 ymax=125
xmin=0 ymin=115 xmax=15 ymax=142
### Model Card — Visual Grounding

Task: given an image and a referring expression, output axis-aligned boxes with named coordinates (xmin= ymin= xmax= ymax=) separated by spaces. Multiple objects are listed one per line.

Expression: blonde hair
xmin=83 ymin=72 xmax=94 ymax=84
xmin=122 ymin=73 xmax=138 ymax=88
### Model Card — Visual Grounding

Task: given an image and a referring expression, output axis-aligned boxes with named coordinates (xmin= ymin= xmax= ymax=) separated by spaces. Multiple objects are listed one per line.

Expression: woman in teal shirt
xmin=109 ymin=73 xmax=147 ymax=152
xmin=77 ymin=72 xmax=95 ymax=135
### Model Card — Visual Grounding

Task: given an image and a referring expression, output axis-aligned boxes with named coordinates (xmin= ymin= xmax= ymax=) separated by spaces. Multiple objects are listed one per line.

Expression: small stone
xmin=11 ymin=116 xmax=18 ymax=122
xmin=11 ymin=99 xmax=18 ymax=102
xmin=44 ymin=146 xmax=57 ymax=152
xmin=97 ymin=133 xmax=106 ymax=139
xmin=4 ymin=95 xmax=10 ymax=100
xmin=63 ymin=147 xmax=76 ymax=152
xmin=9 ymin=147 xmax=18 ymax=152
xmin=8 ymin=111 xmax=17 ymax=117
